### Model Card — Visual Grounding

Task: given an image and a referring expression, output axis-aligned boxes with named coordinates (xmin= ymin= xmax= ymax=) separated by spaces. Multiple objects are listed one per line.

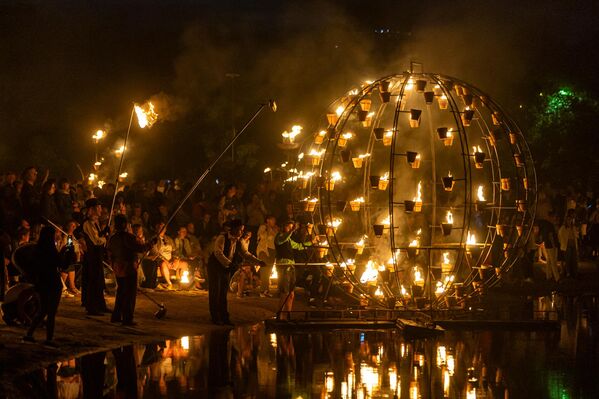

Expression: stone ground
xmin=0 ymin=288 xmax=282 ymax=398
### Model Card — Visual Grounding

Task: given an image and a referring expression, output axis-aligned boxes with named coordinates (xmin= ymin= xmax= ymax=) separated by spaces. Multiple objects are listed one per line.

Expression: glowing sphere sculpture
xmin=287 ymin=71 xmax=536 ymax=309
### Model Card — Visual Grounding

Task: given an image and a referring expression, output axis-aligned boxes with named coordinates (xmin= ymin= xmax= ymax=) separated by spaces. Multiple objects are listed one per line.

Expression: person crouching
xmin=107 ymin=214 xmax=152 ymax=326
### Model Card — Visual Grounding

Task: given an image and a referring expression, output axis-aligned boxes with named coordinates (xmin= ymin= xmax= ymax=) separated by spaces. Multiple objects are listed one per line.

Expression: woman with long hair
xmin=23 ymin=225 xmax=64 ymax=347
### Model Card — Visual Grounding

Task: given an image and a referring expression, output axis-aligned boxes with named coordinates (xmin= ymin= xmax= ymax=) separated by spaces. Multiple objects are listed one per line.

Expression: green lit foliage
xmin=528 ymin=86 xmax=599 ymax=187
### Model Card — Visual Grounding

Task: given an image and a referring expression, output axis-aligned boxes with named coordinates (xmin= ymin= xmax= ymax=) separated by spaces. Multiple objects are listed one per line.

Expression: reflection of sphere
xmin=288 ymin=72 xmax=537 ymax=308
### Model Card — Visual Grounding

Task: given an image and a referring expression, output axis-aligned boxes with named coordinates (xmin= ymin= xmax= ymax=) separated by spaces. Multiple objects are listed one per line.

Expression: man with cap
xmin=81 ymin=197 xmax=109 ymax=315
xmin=207 ymin=219 xmax=265 ymax=325
xmin=274 ymin=219 xmax=317 ymax=320
xmin=107 ymin=214 xmax=152 ymax=325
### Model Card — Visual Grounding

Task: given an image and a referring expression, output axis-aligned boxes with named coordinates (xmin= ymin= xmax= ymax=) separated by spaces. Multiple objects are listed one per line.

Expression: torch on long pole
xmin=108 ymin=107 xmax=136 ymax=228
xmin=158 ymin=100 xmax=277 ymax=237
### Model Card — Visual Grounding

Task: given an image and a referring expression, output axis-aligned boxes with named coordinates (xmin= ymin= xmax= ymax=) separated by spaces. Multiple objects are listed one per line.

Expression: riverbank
xmin=0 ymin=289 xmax=280 ymax=398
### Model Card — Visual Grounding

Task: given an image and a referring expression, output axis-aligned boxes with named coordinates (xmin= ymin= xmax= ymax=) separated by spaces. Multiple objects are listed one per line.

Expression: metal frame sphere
xmin=287 ymin=71 xmax=537 ymax=309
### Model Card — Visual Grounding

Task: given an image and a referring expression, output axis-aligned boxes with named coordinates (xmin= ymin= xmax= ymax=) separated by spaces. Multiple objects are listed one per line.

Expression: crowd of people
xmin=525 ymin=183 xmax=599 ymax=282
xmin=0 ymin=166 xmax=329 ymax=342
xmin=2 ymin=165 xmax=599 ymax=343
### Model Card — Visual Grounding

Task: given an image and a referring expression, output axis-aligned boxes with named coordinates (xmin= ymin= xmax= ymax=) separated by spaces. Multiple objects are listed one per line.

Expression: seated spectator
xmin=172 ymin=226 xmax=192 ymax=282
xmin=150 ymin=222 xmax=175 ymax=289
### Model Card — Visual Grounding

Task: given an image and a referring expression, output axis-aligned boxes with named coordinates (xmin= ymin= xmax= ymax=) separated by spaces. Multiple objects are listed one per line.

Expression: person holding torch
xmin=274 ymin=220 xmax=317 ymax=319
xmin=207 ymin=219 xmax=265 ymax=325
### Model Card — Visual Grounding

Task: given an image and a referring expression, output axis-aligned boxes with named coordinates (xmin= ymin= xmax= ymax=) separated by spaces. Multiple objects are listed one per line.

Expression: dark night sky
xmin=1 ymin=0 xmax=598 ymax=180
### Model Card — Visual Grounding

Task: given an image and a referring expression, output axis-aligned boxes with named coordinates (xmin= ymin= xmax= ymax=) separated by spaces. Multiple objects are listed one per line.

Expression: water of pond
xmin=15 ymin=306 xmax=599 ymax=398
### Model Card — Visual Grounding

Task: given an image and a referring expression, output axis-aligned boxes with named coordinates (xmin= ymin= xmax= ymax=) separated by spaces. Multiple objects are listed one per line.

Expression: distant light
xmin=539 ymin=92 xmax=543 ymax=97
xmin=519 ymin=105 xmax=523 ymax=109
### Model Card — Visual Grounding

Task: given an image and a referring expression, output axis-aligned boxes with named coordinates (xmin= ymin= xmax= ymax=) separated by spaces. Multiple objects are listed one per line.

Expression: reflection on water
xmin=16 ymin=307 xmax=599 ymax=398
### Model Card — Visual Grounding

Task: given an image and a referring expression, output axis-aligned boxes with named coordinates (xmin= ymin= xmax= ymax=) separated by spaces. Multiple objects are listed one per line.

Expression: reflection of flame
xmin=360 ymin=260 xmax=378 ymax=283
xmin=477 ymin=185 xmax=485 ymax=201
xmin=447 ymin=355 xmax=455 ymax=375
xmin=446 ymin=211 xmax=453 ymax=224
xmin=325 ymin=371 xmax=334 ymax=393
xmin=134 ymin=101 xmax=158 ymax=128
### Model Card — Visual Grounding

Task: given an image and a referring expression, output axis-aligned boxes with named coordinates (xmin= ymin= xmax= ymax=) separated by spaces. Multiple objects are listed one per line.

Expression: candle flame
xmin=308 ymin=149 xmax=325 ymax=157
xmin=119 ymin=172 xmax=128 ymax=179
xmin=384 ymin=130 xmax=393 ymax=138
xmin=447 ymin=129 xmax=453 ymax=138
xmin=263 ymin=167 xmax=271 ymax=173
xmin=88 ymin=173 xmax=96 ymax=182
xmin=381 ymin=216 xmax=391 ymax=226
xmin=341 ymin=132 xmax=354 ymax=140
xmin=327 ymin=218 xmax=342 ymax=228
xmin=181 ymin=270 xmax=190 ymax=284
xmin=380 ymin=172 xmax=389 ymax=181
xmin=409 ymin=238 xmax=419 ymax=247
xmin=335 ymin=106 xmax=345 ymax=116
xmin=374 ymin=287 xmax=384 ymax=297
xmin=477 ymin=185 xmax=485 ymax=201
xmin=355 ymin=236 xmax=366 ymax=247
xmin=467 ymin=231 xmax=476 ymax=246
xmin=413 ymin=181 xmax=422 ymax=202
xmin=443 ymin=252 xmax=450 ymax=264
xmin=359 ymin=153 xmax=371 ymax=159
xmin=360 ymin=260 xmax=379 ymax=283
xmin=352 ymin=197 xmax=365 ymax=203
xmin=134 ymin=101 xmax=158 ymax=129
xmin=92 ymin=129 xmax=105 ymax=141
xmin=446 ymin=210 xmax=453 ymax=224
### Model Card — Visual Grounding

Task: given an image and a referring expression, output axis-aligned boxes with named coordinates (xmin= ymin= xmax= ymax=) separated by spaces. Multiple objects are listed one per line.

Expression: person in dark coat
xmin=23 ymin=225 xmax=65 ymax=346
xmin=107 ymin=214 xmax=151 ymax=325
xmin=207 ymin=219 xmax=265 ymax=325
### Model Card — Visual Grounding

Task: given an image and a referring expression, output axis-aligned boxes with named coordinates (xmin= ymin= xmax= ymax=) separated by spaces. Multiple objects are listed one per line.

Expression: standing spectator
xmin=538 ymin=213 xmax=560 ymax=282
xmin=588 ymin=198 xmax=599 ymax=258
xmin=256 ymin=215 xmax=278 ymax=297
xmin=559 ymin=209 xmax=579 ymax=278
xmin=55 ymin=178 xmax=74 ymax=225
xmin=57 ymin=220 xmax=83 ymax=296
xmin=20 ymin=167 xmax=44 ymax=224
xmin=218 ymin=184 xmax=242 ymax=226
xmin=81 ymin=198 xmax=109 ymax=315
xmin=207 ymin=220 xmax=264 ymax=325
xmin=40 ymin=180 xmax=60 ymax=223
xmin=1 ymin=171 xmax=21 ymax=234
xmin=107 ymin=215 xmax=151 ymax=326
xmin=245 ymin=193 xmax=267 ymax=252
xmin=22 ymin=226 xmax=64 ymax=347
